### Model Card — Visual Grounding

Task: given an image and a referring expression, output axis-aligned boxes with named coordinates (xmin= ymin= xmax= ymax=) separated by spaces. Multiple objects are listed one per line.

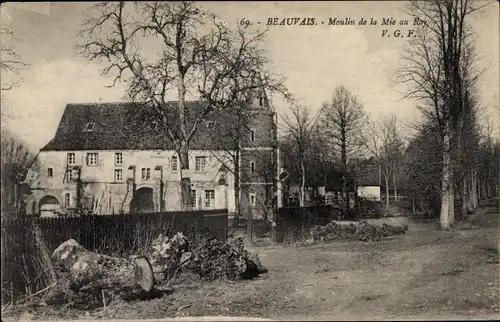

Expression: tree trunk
xmin=440 ymin=122 xmax=451 ymax=230
xmin=341 ymin=137 xmax=349 ymax=216
xmin=472 ymin=171 xmax=478 ymax=208
xmin=178 ymin=144 xmax=191 ymax=211
xmin=461 ymin=175 xmax=469 ymax=217
xmin=467 ymin=172 xmax=474 ymax=211
xmin=385 ymin=175 xmax=390 ymax=207
xmin=449 ymin=170 xmax=455 ymax=226
xmin=393 ymin=172 xmax=397 ymax=201
xmin=232 ymin=148 xmax=241 ymax=228
xmin=300 ymin=158 xmax=305 ymax=207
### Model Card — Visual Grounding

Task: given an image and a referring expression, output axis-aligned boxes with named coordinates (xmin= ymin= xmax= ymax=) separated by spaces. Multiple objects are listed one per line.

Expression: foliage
xmin=318 ymin=85 xmax=368 ymax=165
xmin=402 ymin=120 xmax=443 ymax=216
xmin=365 ymin=114 xmax=406 ymax=205
xmin=281 ymin=104 xmax=318 ymax=206
xmin=1 ymin=128 xmax=37 ymax=218
xmin=310 ymin=221 xmax=408 ymax=243
xmin=317 ymin=85 xmax=368 ymax=214
xmin=188 ymin=231 xmax=252 ymax=281
xmin=397 ymin=0 xmax=484 ymax=229
xmin=146 ymin=229 xmax=267 ymax=282
xmin=356 ymin=199 xmax=384 ymax=218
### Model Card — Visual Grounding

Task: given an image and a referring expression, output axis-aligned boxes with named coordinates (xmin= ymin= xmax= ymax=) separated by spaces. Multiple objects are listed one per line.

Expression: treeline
xmin=280 ymin=1 xmax=500 ymax=229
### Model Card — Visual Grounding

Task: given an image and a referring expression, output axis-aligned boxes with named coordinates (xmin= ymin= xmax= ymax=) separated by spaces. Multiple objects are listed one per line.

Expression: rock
xmin=52 ymin=239 xmax=89 ymax=269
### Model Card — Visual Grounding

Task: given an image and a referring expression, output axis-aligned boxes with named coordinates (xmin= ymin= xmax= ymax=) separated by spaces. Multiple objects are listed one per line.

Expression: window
xmin=86 ymin=153 xmax=98 ymax=166
xmin=259 ymin=97 xmax=264 ymax=106
xmin=84 ymin=123 xmax=95 ymax=132
xmin=152 ymin=121 xmax=158 ymax=131
xmin=206 ymin=120 xmax=215 ymax=128
xmin=250 ymin=161 xmax=255 ymax=173
xmin=190 ymin=190 xmax=197 ymax=208
xmin=205 ymin=190 xmax=215 ymax=208
xmin=114 ymin=169 xmax=123 ymax=182
xmin=250 ymin=129 xmax=255 ymax=142
xmin=171 ymin=156 xmax=178 ymax=171
xmin=64 ymin=193 xmax=71 ymax=208
xmin=218 ymin=173 xmax=226 ymax=185
xmin=67 ymin=153 xmax=75 ymax=165
xmin=249 ymin=193 xmax=256 ymax=207
xmin=115 ymin=153 xmax=123 ymax=166
xmin=65 ymin=170 xmax=73 ymax=182
xmin=47 ymin=168 xmax=53 ymax=178
xmin=195 ymin=156 xmax=206 ymax=173
xmin=141 ymin=168 xmax=151 ymax=180
xmin=270 ymin=151 xmax=274 ymax=165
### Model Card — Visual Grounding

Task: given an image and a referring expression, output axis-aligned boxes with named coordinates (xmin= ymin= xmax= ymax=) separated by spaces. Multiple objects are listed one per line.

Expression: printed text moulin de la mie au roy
xmin=239 ymin=16 xmax=427 ymax=38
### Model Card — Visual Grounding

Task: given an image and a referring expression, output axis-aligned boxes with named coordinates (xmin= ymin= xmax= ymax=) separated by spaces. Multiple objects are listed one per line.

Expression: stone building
xmin=22 ymin=93 xmax=279 ymax=218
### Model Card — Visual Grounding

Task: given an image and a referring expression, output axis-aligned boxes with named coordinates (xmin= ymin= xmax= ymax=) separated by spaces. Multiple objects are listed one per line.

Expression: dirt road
xmin=4 ymin=201 xmax=499 ymax=321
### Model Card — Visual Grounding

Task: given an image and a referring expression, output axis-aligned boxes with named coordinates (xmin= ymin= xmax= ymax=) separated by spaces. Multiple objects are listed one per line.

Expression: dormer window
xmin=84 ymin=123 xmax=95 ymax=132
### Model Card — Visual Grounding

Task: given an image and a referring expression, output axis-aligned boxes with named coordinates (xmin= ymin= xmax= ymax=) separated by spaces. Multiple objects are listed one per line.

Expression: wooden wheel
xmin=133 ymin=256 xmax=155 ymax=292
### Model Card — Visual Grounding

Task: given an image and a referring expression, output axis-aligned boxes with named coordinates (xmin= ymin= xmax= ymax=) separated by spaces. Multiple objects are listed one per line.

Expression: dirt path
xmin=3 ymin=202 xmax=498 ymax=321
xmin=248 ymin=202 xmax=499 ymax=320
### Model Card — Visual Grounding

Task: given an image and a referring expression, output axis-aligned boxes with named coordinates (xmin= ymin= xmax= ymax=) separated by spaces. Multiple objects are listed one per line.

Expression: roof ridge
xmin=65 ymin=100 xmax=203 ymax=106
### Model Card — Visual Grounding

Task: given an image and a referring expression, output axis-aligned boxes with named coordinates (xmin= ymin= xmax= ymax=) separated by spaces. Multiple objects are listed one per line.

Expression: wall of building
xmin=25 ymin=94 xmax=278 ymax=218
xmin=238 ymin=103 xmax=277 ymax=219
xmin=357 ymin=186 xmax=381 ymax=201
xmin=26 ymin=149 xmax=236 ymax=216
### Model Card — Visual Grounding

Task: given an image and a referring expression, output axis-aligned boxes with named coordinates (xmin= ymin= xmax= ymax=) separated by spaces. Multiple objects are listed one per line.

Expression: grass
xmin=2 ymin=201 xmax=499 ymax=321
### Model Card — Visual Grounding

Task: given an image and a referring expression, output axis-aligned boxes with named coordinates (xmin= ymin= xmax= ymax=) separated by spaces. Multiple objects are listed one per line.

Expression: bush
xmin=310 ymin=220 xmax=408 ymax=242
xmin=146 ymin=229 xmax=267 ymax=282
xmin=188 ymin=230 xmax=256 ymax=281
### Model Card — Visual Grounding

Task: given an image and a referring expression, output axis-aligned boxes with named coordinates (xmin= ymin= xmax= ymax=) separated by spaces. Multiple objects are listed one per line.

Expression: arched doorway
xmin=39 ymin=195 xmax=60 ymax=217
xmin=130 ymin=187 xmax=154 ymax=213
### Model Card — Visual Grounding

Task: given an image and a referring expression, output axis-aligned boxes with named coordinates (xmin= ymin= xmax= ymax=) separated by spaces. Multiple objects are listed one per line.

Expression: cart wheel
xmin=133 ymin=256 xmax=155 ymax=292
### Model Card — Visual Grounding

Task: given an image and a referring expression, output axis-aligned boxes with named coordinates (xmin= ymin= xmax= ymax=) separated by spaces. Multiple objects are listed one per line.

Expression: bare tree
xmin=79 ymin=1 xmax=288 ymax=210
xmin=0 ymin=24 xmax=28 ymax=92
xmin=281 ymin=104 xmax=318 ymax=206
xmin=318 ymin=85 xmax=368 ymax=214
xmin=366 ymin=114 xmax=405 ymax=206
xmin=396 ymin=0 xmax=482 ymax=229
xmin=204 ymin=107 xmax=258 ymax=226
xmin=1 ymin=128 xmax=37 ymax=218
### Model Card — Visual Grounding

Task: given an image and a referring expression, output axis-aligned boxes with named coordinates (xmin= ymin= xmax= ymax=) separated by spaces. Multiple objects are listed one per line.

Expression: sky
xmin=1 ymin=1 xmax=498 ymax=152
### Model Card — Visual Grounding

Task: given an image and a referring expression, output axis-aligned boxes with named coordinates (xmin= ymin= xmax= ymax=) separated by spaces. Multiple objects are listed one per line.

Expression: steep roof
xmin=40 ymin=101 xmax=243 ymax=151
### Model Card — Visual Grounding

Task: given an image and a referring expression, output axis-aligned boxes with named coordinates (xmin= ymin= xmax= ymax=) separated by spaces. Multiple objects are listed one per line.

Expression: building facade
xmin=22 ymin=94 xmax=279 ymax=218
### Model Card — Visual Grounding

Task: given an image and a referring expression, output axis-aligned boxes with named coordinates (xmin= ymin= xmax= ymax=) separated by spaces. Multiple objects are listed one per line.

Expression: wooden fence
xmin=1 ymin=209 xmax=228 ymax=301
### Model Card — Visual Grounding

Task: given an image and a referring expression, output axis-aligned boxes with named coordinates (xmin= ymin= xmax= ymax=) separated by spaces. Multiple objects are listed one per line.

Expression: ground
xmin=2 ymin=200 xmax=499 ymax=321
